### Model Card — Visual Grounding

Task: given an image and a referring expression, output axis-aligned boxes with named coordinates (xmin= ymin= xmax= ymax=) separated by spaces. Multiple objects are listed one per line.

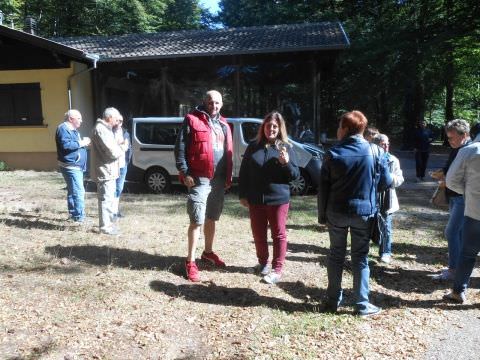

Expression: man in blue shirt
xmin=55 ymin=109 xmax=91 ymax=223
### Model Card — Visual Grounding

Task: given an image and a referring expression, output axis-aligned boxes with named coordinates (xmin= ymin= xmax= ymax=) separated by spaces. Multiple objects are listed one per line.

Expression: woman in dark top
xmin=239 ymin=111 xmax=300 ymax=284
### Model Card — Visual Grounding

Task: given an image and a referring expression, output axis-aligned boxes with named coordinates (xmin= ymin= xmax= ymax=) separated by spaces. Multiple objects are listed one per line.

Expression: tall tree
xmin=218 ymin=0 xmax=480 ymax=141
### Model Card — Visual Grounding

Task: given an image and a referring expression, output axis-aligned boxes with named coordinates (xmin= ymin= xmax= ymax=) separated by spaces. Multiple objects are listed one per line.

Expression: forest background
xmin=1 ymin=0 xmax=479 ymax=143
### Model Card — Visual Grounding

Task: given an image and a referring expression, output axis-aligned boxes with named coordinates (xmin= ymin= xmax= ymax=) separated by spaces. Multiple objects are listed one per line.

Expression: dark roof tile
xmin=54 ymin=22 xmax=349 ymax=62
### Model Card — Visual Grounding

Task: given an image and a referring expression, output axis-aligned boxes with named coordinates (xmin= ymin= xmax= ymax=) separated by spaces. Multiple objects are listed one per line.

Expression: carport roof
xmin=54 ymin=21 xmax=350 ymax=63
xmin=0 ymin=24 xmax=97 ymax=65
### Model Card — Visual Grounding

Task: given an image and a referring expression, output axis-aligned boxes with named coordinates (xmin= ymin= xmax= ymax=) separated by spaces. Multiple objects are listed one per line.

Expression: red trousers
xmin=249 ymin=203 xmax=290 ymax=273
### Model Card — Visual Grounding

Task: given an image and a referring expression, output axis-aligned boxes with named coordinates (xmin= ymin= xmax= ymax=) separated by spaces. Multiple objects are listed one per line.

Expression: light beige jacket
xmin=90 ymin=119 xmax=124 ymax=182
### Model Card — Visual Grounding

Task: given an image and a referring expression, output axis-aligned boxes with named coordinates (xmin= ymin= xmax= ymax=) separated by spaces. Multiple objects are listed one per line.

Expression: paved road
xmin=393 ymin=149 xmax=480 ymax=360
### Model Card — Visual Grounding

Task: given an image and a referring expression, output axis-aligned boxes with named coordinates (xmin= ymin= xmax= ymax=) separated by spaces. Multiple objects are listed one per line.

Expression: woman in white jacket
xmin=373 ymin=134 xmax=405 ymax=263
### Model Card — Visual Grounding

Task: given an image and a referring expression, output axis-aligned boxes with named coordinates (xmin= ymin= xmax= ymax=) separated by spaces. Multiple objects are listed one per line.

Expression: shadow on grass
xmin=149 ymin=280 xmax=317 ymax=312
xmin=286 ymin=223 xmax=324 ymax=232
xmin=389 ymin=242 xmax=447 ymax=266
xmin=288 ymin=242 xmax=329 ymax=255
xmin=371 ymin=261 xmax=480 ymax=294
xmin=0 ymin=215 xmax=66 ymax=231
xmin=45 ymin=245 xmax=185 ymax=276
xmin=370 ymin=264 xmax=446 ymax=294
xmin=285 ymin=242 xmax=329 ymax=264
xmin=278 ymin=281 xmax=326 ymax=303
xmin=369 ymin=289 xmax=480 ymax=311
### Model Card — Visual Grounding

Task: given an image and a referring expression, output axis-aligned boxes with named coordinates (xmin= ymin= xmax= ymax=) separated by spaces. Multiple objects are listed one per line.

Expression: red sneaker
xmin=185 ymin=260 xmax=200 ymax=282
xmin=201 ymin=251 xmax=226 ymax=267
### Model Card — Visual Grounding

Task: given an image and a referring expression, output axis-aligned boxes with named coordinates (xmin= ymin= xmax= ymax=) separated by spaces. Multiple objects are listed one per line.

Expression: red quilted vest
xmin=185 ymin=110 xmax=233 ymax=186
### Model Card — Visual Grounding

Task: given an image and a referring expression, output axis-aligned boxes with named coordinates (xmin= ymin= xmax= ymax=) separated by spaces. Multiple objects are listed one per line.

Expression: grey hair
xmin=372 ymin=133 xmax=389 ymax=146
xmin=64 ymin=109 xmax=80 ymax=121
xmin=102 ymin=107 xmax=121 ymax=120
xmin=445 ymin=119 xmax=470 ymax=135
xmin=205 ymin=90 xmax=222 ymax=101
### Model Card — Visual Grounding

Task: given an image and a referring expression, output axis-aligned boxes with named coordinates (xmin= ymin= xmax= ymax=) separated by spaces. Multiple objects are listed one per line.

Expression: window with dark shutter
xmin=0 ymin=83 xmax=43 ymax=126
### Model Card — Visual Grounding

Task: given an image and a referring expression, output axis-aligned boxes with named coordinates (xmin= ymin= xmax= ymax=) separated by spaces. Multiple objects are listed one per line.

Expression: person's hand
xmin=278 ymin=146 xmax=289 ymax=165
xmin=80 ymin=137 xmax=91 ymax=147
xmin=429 ymin=169 xmax=444 ymax=180
xmin=184 ymin=175 xmax=195 ymax=188
xmin=240 ymin=198 xmax=249 ymax=208
xmin=123 ymin=138 xmax=129 ymax=148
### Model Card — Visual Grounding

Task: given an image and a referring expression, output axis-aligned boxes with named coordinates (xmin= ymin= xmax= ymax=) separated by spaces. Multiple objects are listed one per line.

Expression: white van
xmin=128 ymin=117 xmax=324 ymax=195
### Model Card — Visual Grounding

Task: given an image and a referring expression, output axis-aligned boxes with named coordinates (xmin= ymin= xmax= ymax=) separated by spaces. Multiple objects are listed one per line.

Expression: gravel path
xmin=395 ymin=149 xmax=480 ymax=360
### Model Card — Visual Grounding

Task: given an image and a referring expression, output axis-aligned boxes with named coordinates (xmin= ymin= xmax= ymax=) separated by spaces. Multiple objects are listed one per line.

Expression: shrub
xmin=0 ymin=160 xmax=10 ymax=171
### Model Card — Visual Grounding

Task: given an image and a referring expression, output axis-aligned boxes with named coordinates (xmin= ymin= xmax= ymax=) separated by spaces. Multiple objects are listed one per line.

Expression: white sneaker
xmin=432 ymin=268 xmax=455 ymax=281
xmin=380 ymin=254 xmax=392 ymax=264
xmin=263 ymin=271 xmax=281 ymax=284
xmin=254 ymin=263 xmax=270 ymax=276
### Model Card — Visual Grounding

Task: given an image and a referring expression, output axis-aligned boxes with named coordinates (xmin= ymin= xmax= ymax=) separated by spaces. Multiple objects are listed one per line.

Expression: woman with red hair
xmin=318 ymin=110 xmax=392 ymax=316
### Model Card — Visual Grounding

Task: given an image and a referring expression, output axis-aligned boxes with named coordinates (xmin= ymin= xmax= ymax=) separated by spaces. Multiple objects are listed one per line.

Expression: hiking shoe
xmin=185 ymin=260 xmax=200 ymax=282
xmin=321 ymin=302 xmax=338 ymax=314
xmin=263 ymin=271 xmax=282 ymax=285
xmin=254 ymin=263 xmax=270 ymax=276
xmin=443 ymin=291 xmax=466 ymax=304
xmin=355 ymin=303 xmax=382 ymax=317
xmin=201 ymin=251 xmax=226 ymax=267
xmin=100 ymin=228 xmax=119 ymax=236
xmin=380 ymin=254 xmax=392 ymax=264
xmin=432 ymin=268 xmax=455 ymax=281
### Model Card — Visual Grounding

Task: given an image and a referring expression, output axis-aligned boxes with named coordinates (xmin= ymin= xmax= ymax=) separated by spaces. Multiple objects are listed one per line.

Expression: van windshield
xmin=136 ymin=122 xmax=181 ymax=145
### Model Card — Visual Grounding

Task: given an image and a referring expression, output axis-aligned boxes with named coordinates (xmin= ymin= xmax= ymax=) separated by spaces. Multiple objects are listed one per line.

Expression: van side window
xmin=136 ymin=122 xmax=181 ymax=145
xmin=241 ymin=122 xmax=261 ymax=143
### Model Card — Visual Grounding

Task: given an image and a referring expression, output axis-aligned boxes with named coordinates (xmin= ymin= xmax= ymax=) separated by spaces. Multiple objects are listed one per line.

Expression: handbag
xmin=369 ymin=143 xmax=387 ymax=245
xmin=371 ymin=211 xmax=387 ymax=246
xmin=431 ymin=183 xmax=448 ymax=208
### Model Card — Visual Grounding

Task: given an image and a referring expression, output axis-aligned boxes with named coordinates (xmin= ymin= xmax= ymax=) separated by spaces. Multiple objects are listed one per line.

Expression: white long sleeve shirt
xmin=446 ymin=134 xmax=480 ymax=220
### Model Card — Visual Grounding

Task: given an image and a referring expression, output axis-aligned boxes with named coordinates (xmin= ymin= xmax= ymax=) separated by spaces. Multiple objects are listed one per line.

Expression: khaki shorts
xmin=187 ymin=176 xmax=225 ymax=225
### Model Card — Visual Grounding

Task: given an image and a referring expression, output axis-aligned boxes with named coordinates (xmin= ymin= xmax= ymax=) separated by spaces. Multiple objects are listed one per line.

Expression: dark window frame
xmin=0 ymin=83 xmax=44 ymax=126
xmin=135 ymin=122 xmax=181 ymax=145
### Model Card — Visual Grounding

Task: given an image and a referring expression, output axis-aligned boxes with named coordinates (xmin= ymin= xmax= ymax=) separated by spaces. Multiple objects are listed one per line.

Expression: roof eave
xmin=0 ymin=24 xmax=95 ymax=65
xmin=96 ymin=44 xmax=349 ymax=63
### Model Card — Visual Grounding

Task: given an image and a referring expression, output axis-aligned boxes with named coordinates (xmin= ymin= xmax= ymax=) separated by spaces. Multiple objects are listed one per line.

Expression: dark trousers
xmin=415 ymin=151 xmax=429 ymax=178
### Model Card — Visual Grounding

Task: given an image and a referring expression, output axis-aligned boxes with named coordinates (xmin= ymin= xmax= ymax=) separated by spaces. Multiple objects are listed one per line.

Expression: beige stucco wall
xmin=0 ymin=62 xmax=93 ymax=170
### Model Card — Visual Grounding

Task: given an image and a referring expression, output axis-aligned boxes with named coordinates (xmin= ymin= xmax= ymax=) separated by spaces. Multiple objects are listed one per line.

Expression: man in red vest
xmin=175 ymin=90 xmax=233 ymax=281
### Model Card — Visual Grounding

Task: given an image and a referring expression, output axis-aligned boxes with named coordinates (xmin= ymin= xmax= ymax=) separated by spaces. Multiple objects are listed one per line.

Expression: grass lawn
xmin=0 ymin=170 xmax=477 ymax=359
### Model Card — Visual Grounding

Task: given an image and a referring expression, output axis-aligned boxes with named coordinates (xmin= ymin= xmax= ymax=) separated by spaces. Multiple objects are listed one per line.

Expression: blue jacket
xmin=239 ymin=140 xmax=300 ymax=205
xmin=318 ymin=135 xmax=393 ymax=223
xmin=55 ymin=122 xmax=87 ymax=171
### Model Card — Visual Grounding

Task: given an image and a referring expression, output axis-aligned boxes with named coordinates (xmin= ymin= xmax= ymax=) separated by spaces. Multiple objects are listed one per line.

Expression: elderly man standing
xmin=318 ymin=110 xmax=392 ymax=316
xmin=55 ymin=109 xmax=91 ymax=223
xmin=443 ymin=123 xmax=480 ymax=303
xmin=90 ymin=107 xmax=126 ymax=235
xmin=174 ymin=90 xmax=233 ymax=282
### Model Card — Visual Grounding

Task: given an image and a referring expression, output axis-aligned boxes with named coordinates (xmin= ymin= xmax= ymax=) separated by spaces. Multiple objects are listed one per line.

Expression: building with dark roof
xmin=55 ymin=21 xmax=349 ymax=142
xmin=0 ymin=21 xmax=349 ymax=170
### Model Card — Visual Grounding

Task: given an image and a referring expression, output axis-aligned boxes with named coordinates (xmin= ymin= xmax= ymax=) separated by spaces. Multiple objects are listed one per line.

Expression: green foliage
xmin=3 ymin=0 xmax=206 ymax=36
xmin=0 ymin=160 xmax=10 ymax=171
xmin=218 ymin=0 xmax=480 ymax=141
xmin=161 ymin=0 xmax=203 ymax=30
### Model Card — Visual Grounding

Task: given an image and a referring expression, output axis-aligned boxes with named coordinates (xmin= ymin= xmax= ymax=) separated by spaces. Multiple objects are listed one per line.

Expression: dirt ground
xmin=0 ymin=169 xmax=479 ymax=359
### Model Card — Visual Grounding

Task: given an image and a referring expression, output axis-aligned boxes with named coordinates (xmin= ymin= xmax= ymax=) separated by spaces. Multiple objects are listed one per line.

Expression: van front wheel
xmin=146 ymin=167 xmax=171 ymax=193
xmin=289 ymin=169 xmax=310 ymax=196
